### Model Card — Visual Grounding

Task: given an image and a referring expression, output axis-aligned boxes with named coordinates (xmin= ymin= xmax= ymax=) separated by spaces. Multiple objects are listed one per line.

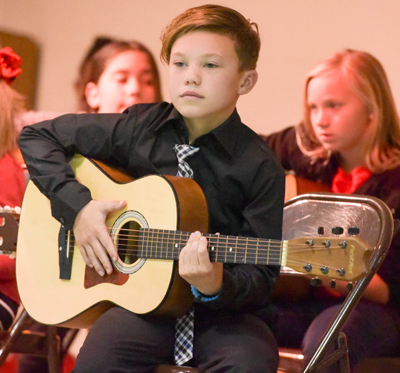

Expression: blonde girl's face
xmin=307 ymin=69 xmax=373 ymax=160
xmin=85 ymin=50 xmax=158 ymax=113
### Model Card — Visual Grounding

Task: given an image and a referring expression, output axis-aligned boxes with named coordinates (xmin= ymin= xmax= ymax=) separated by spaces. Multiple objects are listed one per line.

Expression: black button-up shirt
xmin=19 ymin=102 xmax=285 ymax=325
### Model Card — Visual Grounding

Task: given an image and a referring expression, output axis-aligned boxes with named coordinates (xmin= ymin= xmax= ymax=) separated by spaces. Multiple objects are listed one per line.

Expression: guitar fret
xmin=155 ymin=229 xmax=160 ymax=259
xmin=139 ymin=229 xmax=148 ymax=258
xmin=157 ymin=229 xmax=162 ymax=259
xmin=159 ymin=230 xmax=164 ymax=259
xmin=172 ymin=231 xmax=179 ymax=260
xmin=148 ymin=229 xmax=153 ymax=258
xmin=149 ymin=229 xmax=154 ymax=258
xmin=258 ymin=239 xmax=268 ymax=265
xmin=236 ymin=236 xmax=247 ymax=264
xmin=234 ymin=236 xmax=238 ymax=263
xmin=138 ymin=229 xmax=145 ymax=258
xmin=223 ymin=236 xmax=227 ymax=263
xmin=160 ymin=229 xmax=165 ymax=259
xmin=255 ymin=239 xmax=259 ymax=264
xmin=245 ymin=237 xmax=248 ymax=264
xmin=225 ymin=236 xmax=236 ymax=264
xmin=153 ymin=229 xmax=158 ymax=258
xmin=246 ymin=237 xmax=257 ymax=265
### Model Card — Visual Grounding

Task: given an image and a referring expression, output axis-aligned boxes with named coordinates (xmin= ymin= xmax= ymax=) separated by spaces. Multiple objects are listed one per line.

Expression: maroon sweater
xmin=261 ymin=126 xmax=400 ymax=321
xmin=0 ymin=152 xmax=25 ymax=303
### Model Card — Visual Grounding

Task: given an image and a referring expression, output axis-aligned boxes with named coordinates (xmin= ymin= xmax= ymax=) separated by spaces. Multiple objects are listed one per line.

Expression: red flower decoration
xmin=0 ymin=47 xmax=22 ymax=85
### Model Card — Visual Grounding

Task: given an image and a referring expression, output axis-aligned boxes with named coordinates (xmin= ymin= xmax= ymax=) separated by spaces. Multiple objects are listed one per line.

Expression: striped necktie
xmin=173 ymin=144 xmax=199 ymax=366
xmin=173 ymin=144 xmax=199 ymax=179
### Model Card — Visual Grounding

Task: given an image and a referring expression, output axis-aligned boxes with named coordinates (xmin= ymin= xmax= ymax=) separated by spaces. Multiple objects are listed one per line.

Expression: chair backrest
xmin=281 ymin=192 xmax=394 ymax=372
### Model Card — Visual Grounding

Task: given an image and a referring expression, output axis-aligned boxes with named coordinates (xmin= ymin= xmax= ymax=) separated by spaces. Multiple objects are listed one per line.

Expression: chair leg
xmin=334 ymin=333 xmax=350 ymax=373
xmin=46 ymin=325 xmax=61 ymax=373
xmin=0 ymin=308 xmax=35 ymax=366
xmin=303 ymin=332 xmax=350 ymax=373
xmin=60 ymin=328 xmax=80 ymax=361
xmin=0 ymin=308 xmax=63 ymax=373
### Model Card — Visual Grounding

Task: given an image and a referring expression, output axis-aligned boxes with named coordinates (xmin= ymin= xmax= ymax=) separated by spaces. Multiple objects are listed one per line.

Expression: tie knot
xmin=174 ymin=144 xmax=199 ymax=179
xmin=173 ymin=144 xmax=199 ymax=162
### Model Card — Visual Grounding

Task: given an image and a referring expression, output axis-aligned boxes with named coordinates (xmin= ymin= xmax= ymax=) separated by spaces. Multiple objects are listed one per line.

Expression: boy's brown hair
xmin=160 ymin=4 xmax=260 ymax=71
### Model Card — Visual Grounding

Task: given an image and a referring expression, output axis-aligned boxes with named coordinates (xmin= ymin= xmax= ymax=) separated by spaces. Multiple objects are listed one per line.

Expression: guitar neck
xmin=139 ymin=229 xmax=285 ymax=266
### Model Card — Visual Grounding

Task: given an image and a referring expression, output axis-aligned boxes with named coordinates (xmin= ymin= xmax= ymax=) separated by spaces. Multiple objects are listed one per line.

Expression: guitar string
xmin=61 ymin=243 xmax=348 ymax=273
xmin=66 ymin=233 xmax=346 ymax=254
xmin=62 ymin=239 xmax=353 ymax=272
xmin=111 ymin=226 xmax=351 ymax=250
xmin=65 ymin=227 xmax=354 ymax=254
xmin=64 ymin=236 xmax=353 ymax=271
xmin=63 ymin=227 xmax=358 ymax=271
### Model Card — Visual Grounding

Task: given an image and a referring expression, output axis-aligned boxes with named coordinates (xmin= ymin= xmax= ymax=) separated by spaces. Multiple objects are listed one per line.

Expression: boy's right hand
xmin=73 ymin=199 xmax=126 ymax=276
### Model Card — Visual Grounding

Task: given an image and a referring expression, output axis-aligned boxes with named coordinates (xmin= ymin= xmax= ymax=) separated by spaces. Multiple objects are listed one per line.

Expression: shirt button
xmin=60 ymin=217 xmax=65 ymax=225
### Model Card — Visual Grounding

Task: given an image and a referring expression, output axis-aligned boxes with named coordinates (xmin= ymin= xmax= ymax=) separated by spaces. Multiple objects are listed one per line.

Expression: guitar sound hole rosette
xmin=111 ymin=210 xmax=148 ymax=274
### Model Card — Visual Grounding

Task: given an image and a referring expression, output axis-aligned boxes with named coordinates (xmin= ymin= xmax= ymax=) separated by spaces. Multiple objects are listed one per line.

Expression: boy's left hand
xmin=178 ymin=231 xmax=223 ymax=296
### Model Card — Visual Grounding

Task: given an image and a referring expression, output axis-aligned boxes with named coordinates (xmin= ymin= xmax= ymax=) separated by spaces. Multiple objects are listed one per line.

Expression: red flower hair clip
xmin=0 ymin=47 xmax=23 ymax=85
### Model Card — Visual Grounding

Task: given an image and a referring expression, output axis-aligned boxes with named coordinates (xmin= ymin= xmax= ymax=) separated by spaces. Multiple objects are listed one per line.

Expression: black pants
xmin=72 ymin=307 xmax=278 ymax=373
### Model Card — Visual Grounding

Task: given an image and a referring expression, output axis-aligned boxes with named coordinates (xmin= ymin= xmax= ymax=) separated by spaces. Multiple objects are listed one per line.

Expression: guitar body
xmin=279 ymin=175 xmax=332 ymax=300
xmin=16 ymin=156 xmax=208 ymax=328
xmin=284 ymin=174 xmax=331 ymax=201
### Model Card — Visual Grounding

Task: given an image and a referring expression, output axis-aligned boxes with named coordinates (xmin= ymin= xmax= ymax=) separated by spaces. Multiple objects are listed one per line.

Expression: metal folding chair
xmin=279 ymin=192 xmax=394 ymax=373
xmin=158 ymin=192 xmax=394 ymax=373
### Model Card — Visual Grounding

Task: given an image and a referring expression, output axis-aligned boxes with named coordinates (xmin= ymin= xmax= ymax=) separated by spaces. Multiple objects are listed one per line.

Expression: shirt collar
xmin=155 ymin=105 xmax=243 ymax=156
xmin=206 ymin=109 xmax=242 ymax=157
xmin=154 ymin=105 xmax=182 ymax=131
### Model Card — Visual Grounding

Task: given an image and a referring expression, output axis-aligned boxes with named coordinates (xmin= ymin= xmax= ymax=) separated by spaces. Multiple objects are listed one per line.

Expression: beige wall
xmin=1 ymin=0 xmax=399 ymax=134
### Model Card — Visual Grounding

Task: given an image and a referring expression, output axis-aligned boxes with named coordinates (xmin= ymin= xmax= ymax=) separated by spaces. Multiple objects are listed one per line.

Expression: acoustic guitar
xmin=0 ymin=208 xmax=19 ymax=258
xmin=284 ymin=174 xmax=331 ymax=202
xmin=16 ymin=156 xmax=371 ymax=328
xmin=278 ymin=174 xmax=332 ymax=300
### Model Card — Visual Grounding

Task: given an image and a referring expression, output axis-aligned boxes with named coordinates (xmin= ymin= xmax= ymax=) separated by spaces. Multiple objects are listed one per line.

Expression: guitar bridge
xmin=58 ymin=225 xmax=74 ymax=280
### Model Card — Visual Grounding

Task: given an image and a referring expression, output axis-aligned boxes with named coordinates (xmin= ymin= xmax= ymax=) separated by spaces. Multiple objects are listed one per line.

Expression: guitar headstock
xmin=285 ymin=236 xmax=372 ymax=281
xmin=0 ymin=207 xmax=20 ymax=258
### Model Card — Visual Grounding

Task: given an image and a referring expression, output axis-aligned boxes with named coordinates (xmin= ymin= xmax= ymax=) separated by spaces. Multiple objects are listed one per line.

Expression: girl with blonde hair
xmin=262 ymin=49 xmax=400 ymax=372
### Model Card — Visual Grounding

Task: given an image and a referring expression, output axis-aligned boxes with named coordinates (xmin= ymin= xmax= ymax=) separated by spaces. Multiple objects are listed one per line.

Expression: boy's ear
xmin=238 ymin=70 xmax=258 ymax=96
xmin=85 ymin=82 xmax=100 ymax=110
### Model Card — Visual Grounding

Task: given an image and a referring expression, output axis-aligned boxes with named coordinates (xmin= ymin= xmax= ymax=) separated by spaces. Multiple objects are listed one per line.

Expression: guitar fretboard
xmin=138 ymin=228 xmax=287 ymax=266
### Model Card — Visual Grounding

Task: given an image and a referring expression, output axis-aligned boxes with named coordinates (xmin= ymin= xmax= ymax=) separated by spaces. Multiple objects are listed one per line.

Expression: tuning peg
xmin=336 ymin=268 xmax=346 ymax=277
xmin=329 ymin=280 xmax=336 ymax=288
xmin=322 ymin=240 xmax=331 ymax=248
xmin=310 ymin=277 xmax=322 ymax=287
xmin=346 ymin=282 xmax=354 ymax=291
xmin=320 ymin=266 xmax=329 ymax=275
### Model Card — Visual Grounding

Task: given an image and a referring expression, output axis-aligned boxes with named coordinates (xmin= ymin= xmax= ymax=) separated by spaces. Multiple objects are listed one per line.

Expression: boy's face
xmin=169 ymin=31 xmax=255 ymax=130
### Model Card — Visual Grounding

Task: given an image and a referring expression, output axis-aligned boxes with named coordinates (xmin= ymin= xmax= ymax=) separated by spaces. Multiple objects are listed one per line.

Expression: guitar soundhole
xmin=112 ymin=210 xmax=147 ymax=274
xmin=117 ymin=220 xmax=140 ymax=265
